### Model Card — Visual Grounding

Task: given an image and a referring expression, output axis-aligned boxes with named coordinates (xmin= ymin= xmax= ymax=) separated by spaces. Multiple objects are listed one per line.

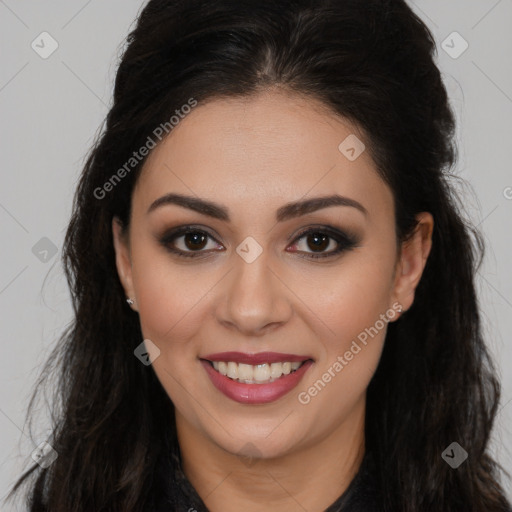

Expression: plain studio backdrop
xmin=0 ymin=0 xmax=511 ymax=508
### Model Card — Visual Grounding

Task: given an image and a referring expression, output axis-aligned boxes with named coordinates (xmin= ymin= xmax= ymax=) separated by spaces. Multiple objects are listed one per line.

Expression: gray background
xmin=0 ymin=0 xmax=511 ymax=508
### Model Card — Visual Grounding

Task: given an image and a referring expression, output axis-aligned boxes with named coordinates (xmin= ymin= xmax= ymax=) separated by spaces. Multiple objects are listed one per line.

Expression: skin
xmin=113 ymin=89 xmax=433 ymax=512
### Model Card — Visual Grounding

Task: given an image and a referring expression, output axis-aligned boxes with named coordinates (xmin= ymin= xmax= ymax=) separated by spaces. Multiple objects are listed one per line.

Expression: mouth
xmin=199 ymin=352 xmax=314 ymax=404
xmin=202 ymin=359 xmax=312 ymax=384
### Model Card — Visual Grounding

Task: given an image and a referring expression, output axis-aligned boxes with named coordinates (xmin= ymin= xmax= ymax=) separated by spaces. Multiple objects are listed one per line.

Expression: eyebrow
xmin=147 ymin=192 xmax=368 ymax=221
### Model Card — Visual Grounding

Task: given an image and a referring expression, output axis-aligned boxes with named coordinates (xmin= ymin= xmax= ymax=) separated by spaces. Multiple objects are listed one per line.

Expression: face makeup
xmin=200 ymin=352 xmax=314 ymax=404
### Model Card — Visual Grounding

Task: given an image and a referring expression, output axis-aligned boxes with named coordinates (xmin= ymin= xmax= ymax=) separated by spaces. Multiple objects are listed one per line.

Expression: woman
xmin=6 ymin=0 xmax=511 ymax=511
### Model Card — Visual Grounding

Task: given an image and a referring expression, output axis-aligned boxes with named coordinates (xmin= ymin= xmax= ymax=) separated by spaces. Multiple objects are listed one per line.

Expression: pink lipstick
xmin=200 ymin=352 xmax=314 ymax=404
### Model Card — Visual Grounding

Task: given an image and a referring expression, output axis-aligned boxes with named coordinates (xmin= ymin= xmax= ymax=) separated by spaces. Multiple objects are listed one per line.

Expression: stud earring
xmin=126 ymin=298 xmax=134 ymax=306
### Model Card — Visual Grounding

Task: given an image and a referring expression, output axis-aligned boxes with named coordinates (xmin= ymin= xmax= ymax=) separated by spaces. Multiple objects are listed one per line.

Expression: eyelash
xmin=158 ymin=225 xmax=359 ymax=260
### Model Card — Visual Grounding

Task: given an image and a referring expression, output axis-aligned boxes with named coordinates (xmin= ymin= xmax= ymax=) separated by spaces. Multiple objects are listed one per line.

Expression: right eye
xmin=159 ymin=226 xmax=224 ymax=258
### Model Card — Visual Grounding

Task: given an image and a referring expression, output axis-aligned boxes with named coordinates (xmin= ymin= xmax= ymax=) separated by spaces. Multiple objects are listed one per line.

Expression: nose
xmin=216 ymin=249 xmax=293 ymax=337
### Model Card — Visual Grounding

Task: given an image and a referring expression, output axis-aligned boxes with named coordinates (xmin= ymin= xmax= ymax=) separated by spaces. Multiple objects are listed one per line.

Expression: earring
xmin=126 ymin=298 xmax=134 ymax=306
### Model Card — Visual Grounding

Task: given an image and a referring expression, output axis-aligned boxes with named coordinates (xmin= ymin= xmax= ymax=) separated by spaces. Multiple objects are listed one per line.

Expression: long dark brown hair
xmin=5 ymin=0 xmax=511 ymax=510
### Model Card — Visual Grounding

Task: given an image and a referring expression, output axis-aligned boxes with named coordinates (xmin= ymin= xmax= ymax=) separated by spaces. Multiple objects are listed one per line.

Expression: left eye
xmin=292 ymin=231 xmax=337 ymax=253
xmin=287 ymin=228 xmax=357 ymax=259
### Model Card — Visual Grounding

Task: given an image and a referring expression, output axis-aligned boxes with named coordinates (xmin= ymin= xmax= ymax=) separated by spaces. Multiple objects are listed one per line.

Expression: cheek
xmin=297 ymin=283 xmax=391 ymax=423
xmin=130 ymin=243 xmax=210 ymax=345
xmin=296 ymin=247 xmax=396 ymax=395
xmin=299 ymin=250 xmax=396 ymax=342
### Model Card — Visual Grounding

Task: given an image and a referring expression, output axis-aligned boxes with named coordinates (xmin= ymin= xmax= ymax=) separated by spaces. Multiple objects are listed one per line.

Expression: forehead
xmin=134 ymin=90 xmax=394 ymax=222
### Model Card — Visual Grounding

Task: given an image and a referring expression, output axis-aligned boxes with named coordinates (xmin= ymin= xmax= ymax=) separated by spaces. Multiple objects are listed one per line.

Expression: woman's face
xmin=113 ymin=90 xmax=431 ymax=461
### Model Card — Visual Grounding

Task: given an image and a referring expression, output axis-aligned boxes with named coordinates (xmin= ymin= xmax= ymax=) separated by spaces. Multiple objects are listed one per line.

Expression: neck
xmin=175 ymin=398 xmax=366 ymax=512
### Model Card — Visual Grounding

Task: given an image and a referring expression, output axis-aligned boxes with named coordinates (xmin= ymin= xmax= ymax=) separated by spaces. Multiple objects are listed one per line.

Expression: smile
xmin=200 ymin=352 xmax=314 ymax=404
xmin=209 ymin=360 xmax=304 ymax=384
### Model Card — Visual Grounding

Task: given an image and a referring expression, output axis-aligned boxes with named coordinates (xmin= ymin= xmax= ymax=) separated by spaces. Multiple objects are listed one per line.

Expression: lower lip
xmin=200 ymin=359 xmax=313 ymax=404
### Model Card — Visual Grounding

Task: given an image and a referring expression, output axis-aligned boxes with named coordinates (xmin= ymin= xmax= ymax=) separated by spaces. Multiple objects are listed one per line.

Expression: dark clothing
xmin=150 ymin=446 xmax=382 ymax=512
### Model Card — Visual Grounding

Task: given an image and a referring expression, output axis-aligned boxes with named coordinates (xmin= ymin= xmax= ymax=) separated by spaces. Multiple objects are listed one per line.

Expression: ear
xmin=391 ymin=212 xmax=433 ymax=316
xmin=112 ymin=217 xmax=138 ymax=311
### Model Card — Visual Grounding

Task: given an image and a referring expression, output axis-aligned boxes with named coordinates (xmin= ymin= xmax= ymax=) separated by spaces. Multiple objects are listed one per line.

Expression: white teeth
xmin=270 ymin=362 xmax=282 ymax=379
xmin=238 ymin=363 xmax=253 ymax=381
xmin=253 ymin=363 xmax=270 ymax=382
xmin=226 ymin=361 xmax=238 ymax=379
xmin=218 ymin=361 xmax=228 ymax=376
xmin=209 ymin=360 xmax=306 ymax=383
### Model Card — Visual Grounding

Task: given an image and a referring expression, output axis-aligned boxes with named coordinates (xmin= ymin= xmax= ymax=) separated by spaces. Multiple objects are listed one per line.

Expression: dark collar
xmin=150 ymin=446 xmax=382 ymax=512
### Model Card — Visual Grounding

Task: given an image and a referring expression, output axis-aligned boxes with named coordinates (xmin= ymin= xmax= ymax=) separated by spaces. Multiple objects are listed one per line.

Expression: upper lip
xmin=201 ymin=351 xmax=313 ymax=365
